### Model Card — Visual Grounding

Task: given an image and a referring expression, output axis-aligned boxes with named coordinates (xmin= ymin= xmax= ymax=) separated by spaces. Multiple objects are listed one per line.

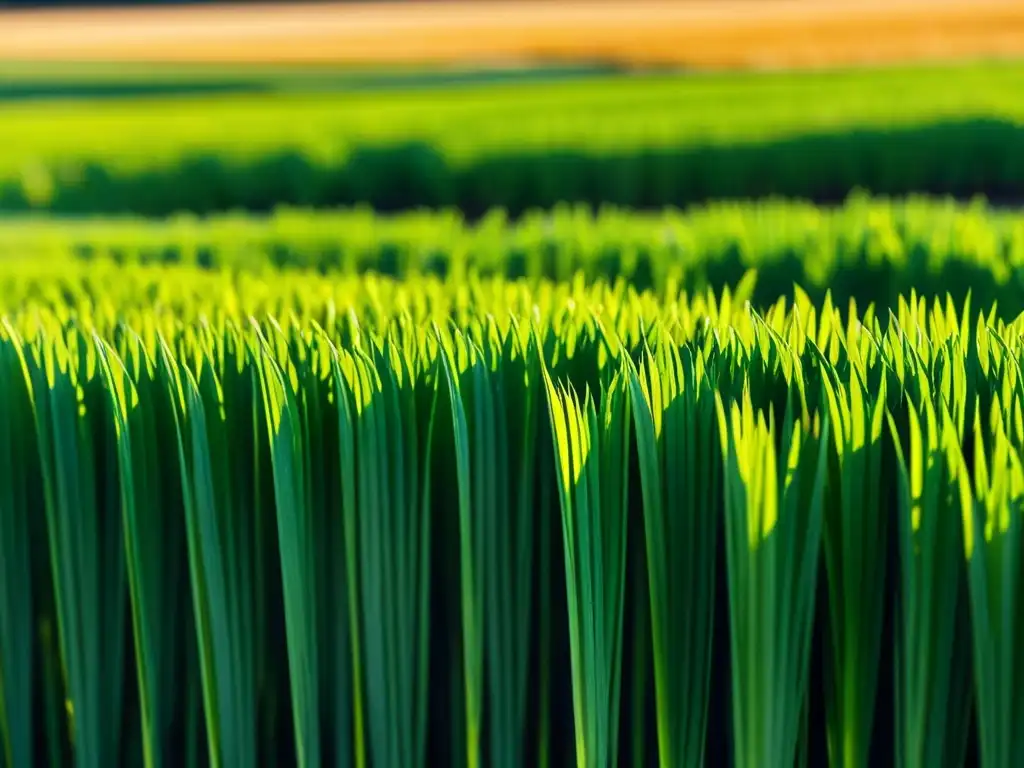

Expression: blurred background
xmin=0 ymin=0 xmax=1021 ymax=224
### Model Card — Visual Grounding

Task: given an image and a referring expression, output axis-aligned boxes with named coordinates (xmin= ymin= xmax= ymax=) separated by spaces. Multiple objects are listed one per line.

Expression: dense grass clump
xmin=3 ymin=262 xmax=1024 ymax=767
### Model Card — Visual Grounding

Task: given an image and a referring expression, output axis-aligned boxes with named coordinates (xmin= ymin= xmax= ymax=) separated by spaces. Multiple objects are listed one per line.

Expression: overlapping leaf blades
xmin=4 ymin=271 xmax=1024 ymax=767
xmin=440 ymin=319 xmax=542 ymax=768
xmin=966 ymin=398 xmax=1024 ymax=768
xmin=720 ymin=385 xmax=829 ymax=768
xmin=545 ymin=365 xmax=632 ymax=768
xmin=96 ymin=328 xmax=193 ymax=768
xmin=890 ymin=397 xmax=974 ymax=768
xmin=626 ymin=342 xmax=719 ymax=768
xmin=332 ymin=328 xmax=438 ymax=768
xmin=25 ymin=326 xmax=128 ymax=768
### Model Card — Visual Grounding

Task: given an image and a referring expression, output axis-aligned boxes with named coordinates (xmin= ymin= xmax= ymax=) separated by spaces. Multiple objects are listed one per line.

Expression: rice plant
xmin=817 ymin=357 xmax=891 ymax=768
xmin=545 ymin=365 xmax=631 ymax=768
xmin=257 ymin=318 xmax=358 ymax=768
xmin=625 ymin=341 xmax=720 ymax=768
xmin=95 ymin=328 xmax=193 ymax=768
xmin=440 ymin=320 xmax=542 ymax=768
xmin=331 ymin=330 xmax=438 ymax=768
xmin=160 ymin=325 xmax=269 ymax=768
xmin=889 ymin=397 xmax=973 ymax=768
xmin=26 ymin=326 xmax=128 ymax=768
xmin=719 ymin=385 xmax=829 ymax=768
xmin=963 ymin=398 xmax=1024 ymax=768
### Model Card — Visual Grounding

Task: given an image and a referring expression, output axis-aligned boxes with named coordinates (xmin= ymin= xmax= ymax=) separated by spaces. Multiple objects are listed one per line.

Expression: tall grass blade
xmin=964 ymin=402 xmax=1024 ymax=768
xmin=544 ymin=364 xmax=631 ymax=768
xmin=889 ymin=398 xmax=973 ymax=768
xmin=95 ymin=329 xmax=192 ymax=768
xmin=332 ymin=337 xmax=438 ymax=768
xmin=27 ymin=326 xmax=127 ymax=768
xmin=159 ymin=328 xmax=263 ymax=768
xmin=818 ymin=361 xmax=891 ymax=768
xmin=719 ymin=388 xmax=828 ymax=768
xmin=625 ymin=341 xmax=720 ymax=767
xmin=0 ymin=327 xmax=40 ymax=768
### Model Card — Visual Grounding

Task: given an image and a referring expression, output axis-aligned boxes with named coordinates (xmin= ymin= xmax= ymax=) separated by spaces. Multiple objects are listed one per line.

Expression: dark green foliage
xmin=2 ymin=122 xmax=1024 ymax=217
xmin=0 ymin=325 xmax=40 ymax=768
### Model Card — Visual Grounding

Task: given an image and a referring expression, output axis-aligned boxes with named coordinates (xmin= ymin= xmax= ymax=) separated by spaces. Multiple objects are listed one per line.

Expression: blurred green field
xmin=3 ymin=60 xmax=1024 ymax=214
xmin=3 ymin=195 xmax=1023 ymax=314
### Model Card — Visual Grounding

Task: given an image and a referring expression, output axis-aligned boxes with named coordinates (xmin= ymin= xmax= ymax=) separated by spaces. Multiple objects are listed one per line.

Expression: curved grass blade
xmin=257 ymin=331 xmax=322 ymax=768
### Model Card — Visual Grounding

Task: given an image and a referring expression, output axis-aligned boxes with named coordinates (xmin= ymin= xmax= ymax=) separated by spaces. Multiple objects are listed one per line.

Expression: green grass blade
xmin=0 ymin=327 xmax=40 ymax=768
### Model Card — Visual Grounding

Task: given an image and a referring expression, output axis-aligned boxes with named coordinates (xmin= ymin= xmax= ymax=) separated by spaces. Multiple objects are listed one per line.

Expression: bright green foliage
xmin=332 ymin=332 xmax=438 ymax=768
xmin=25 ymin=327 xmax=128 ymax=768
xmin=545 ymin=367 xmax=632 ymax=768
xmin=258 ymin=322 xmax=331 ymax=768
xmin=440 ymin=320 xmax=542 ymax=768
xmin=719 ymin=386 xmax=829 ymax=768
xmin=625 ymin=342 xmax=719 ymax=768
xmin=5 ymin=262 xmax=1024 ymax=767
xmin=966 ymin=399 xmax=1024 ymax=768
xmin=890 ymin=399 xmax=973 ymax=768
xmin=818 ymin=359 xmax=891 ymax=768
xmin=161 ymin=326 xmax=269 ymax=768
xmin=96 ymin=329 xmax=193 ymax=768
xmin=7 ymin=60 xmax=1023 ymax=172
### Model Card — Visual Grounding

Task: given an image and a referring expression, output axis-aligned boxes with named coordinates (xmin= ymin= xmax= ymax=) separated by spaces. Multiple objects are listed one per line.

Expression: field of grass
xmin=2 ymin=60 xmax=1024 ymax=214
xmin=3 ymin=256 xmax=1024 ymax=767
xmin=3 ymin=25 xmax=1024 ymax=768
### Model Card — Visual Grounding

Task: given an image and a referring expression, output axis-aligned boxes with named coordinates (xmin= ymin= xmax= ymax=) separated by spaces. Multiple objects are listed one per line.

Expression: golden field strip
xmin=1 ymin=0 xmax=1022 ymax=69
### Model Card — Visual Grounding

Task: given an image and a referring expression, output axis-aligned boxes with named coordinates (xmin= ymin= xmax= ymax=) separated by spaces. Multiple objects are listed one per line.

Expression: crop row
xmin=2 ymin=270 xmax=1024 ymax=767
xmin=5 ymin=121 xmax=1022 ymax=217
xmin=4 ymin=196 xmax=1024 ymax=313
xmin=3 ymin=61 xmax=1024 ymax=215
